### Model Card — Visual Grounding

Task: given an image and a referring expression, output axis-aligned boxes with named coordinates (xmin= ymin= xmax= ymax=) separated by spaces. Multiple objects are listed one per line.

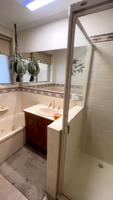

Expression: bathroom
xmin=0 ymin=0 xmax=113 ymax=200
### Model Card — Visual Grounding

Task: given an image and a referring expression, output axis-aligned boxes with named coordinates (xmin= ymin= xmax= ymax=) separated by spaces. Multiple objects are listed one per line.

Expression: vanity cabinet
xmin=25 ymin=112 xmax=52 ymax=151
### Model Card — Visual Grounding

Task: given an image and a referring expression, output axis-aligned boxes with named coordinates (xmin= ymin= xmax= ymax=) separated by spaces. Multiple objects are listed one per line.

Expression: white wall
xmin=18 ymin=19 xmax=68 ymax=53
xmin=18 ymin=18 xmax=88 ymax=53
xmin=52 ymin=46 xmax=87 ymax=85
xmin=52 ymin=49 xmax=67 ymax=84
xmin=71 ymin=46 xmax=87 ymax=85
xmin=0 ymin=92 xmax=22 ymax=120
xmin=83 ymin=41 xmax=113 ymax=165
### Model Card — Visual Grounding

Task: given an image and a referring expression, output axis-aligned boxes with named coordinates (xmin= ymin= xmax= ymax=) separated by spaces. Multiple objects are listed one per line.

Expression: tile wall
xmin=0 ymin=91 xmax=22 ymax=120
xmin=47 ymin=126 xmax=61 ymax=199
xmin=21 ymin=92 xmax=64 ymax=110
xmin=84 ymin=41 xmax=113 ymax=164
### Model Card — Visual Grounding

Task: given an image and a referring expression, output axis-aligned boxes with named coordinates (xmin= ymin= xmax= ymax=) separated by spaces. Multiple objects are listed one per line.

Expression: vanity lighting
xmin=23 ymin=0 xmax=55 ymax=11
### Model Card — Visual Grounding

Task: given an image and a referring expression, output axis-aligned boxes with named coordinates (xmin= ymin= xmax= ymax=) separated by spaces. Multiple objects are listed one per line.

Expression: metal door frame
xmin=58 ymin=1 xmax=113 ymax=200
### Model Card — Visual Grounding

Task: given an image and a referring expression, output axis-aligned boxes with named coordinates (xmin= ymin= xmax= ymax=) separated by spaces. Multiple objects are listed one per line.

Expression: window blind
xmin=0 ymin=34 xmax=12 ymax=56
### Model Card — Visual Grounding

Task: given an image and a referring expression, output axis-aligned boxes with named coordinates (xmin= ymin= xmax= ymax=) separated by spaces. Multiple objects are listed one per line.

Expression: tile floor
xmin=0 ymin=173 xmax=28 ymax=200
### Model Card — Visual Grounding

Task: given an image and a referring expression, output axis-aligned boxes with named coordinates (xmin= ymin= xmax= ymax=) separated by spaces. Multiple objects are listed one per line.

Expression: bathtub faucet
xmin=48 ymin=100 xmax=55 ymax=109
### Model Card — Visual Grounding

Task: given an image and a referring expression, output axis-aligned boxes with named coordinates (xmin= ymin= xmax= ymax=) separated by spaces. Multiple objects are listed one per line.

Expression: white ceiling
xmin=0 ymin=0 xmax=81 ymax=31
xmin=0 ymin=0 xmax=112 ymax=36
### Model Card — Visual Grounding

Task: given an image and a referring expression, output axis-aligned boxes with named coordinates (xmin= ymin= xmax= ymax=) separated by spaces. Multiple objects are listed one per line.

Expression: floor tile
xmin=0 ymin=176 xmax=22 ymax=200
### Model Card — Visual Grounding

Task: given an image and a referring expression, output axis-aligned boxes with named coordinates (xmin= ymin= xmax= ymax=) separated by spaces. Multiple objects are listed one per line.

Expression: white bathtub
xmin=0 ymin=112 xmax=25 ymax=164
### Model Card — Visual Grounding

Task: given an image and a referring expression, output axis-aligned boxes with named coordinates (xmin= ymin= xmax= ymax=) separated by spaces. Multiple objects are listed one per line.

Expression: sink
xmin=37 ymin=108 xmax=60 ymax=117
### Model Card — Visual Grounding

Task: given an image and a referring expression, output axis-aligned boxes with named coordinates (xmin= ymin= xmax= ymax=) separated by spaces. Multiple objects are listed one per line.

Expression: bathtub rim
xmin=0 ymin=127 xmax=24 ymax=143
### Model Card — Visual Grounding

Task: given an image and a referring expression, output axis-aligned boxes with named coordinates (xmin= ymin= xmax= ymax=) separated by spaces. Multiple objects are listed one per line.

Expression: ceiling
xmin=0 ymin=0 xmax=81 ymax=31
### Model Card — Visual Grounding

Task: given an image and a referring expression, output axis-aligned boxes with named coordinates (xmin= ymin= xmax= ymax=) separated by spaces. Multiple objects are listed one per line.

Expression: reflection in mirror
xmin=22 ymin=40 xmax=91 ymax=103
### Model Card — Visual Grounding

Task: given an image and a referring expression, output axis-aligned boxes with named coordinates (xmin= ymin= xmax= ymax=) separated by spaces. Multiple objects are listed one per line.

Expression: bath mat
xmin=0 ymin=146 xmax=47 ymax=200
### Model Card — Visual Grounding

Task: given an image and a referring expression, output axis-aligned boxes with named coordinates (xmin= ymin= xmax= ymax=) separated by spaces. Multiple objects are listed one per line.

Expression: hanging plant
xmin=27 ymin=53 xmax=40 ymax=81
xmin=9 ymin=24 xmax=27 ymax=82
xmin=9 ymin=54 xmax=27 ymax=82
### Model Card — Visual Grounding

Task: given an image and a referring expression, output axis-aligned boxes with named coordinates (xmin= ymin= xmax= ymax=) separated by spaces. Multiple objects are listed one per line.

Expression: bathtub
xmin=0 ymin=112 xmax=25 ymax=164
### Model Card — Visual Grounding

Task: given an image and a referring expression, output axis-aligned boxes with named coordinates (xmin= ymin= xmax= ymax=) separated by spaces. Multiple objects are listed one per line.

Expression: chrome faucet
xmin=48 ymin=100 xmax=55 ymax=109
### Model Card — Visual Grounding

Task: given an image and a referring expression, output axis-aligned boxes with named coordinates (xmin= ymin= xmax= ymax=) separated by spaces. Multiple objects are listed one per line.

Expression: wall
xmin=18 ymin=19 xmax=68 ymax=53
xmin=52 ymin=47 xmax=87 ymax=85
xmin=21 ymin=91 xmax=64 ymax=110
xmin=63 ymin=108 xmax=84 ymax=199
xmin=52 ymin=49 xmax=67 ymax=84
xmin=0 ymin=90 xmax=22 ymax=120
xmin=84 ymin=41 xmax=113 ymax=164
xmin=18 ymin=19 xmax=88 ymax=53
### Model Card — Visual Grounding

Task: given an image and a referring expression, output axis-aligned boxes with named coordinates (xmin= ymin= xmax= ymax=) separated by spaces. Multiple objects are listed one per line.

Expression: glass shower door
xmin=62 ymin=24 xmax=92 ymax=200
xmin=58 ymin=1 xmax=113 ymax=200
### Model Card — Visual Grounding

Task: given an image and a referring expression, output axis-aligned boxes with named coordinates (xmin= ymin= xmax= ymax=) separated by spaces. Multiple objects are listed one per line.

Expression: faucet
xmin=48 ymin=100 xmax=55 ymax=109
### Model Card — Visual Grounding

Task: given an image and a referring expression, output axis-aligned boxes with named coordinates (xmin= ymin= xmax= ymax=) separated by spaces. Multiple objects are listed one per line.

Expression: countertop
xmin=23 ymin=104 xmax=63 ymax=121
xmin=24 ymin=104 xmax=83 ymax=132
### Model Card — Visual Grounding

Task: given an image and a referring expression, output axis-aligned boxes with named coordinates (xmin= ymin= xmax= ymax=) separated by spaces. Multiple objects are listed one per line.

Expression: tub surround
xmin=0 ymin=112 xmax=25 ymax=164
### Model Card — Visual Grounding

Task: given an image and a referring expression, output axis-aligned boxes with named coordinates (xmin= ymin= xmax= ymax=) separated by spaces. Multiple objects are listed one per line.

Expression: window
xmin=37 ymin=63 xmax=50 ymax=82
xmin=0 ymin=55 xmax=11 ymax=84
xmin=23 ymin=60 xmax=36 ymax=83
xmin=23 ymin=61 xmax=50 ymax=83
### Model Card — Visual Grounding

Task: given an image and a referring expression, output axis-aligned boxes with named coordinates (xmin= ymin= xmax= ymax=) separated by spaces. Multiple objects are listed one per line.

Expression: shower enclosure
xmin=58 ymin=0 xmax=113 ymax=200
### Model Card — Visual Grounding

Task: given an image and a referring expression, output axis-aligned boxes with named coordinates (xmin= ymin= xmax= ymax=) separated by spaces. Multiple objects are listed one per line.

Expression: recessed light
xmin=23 ymin=0 xmax=55 ymax=11
xmin=80 ymin=2 xmax=87 ymax=6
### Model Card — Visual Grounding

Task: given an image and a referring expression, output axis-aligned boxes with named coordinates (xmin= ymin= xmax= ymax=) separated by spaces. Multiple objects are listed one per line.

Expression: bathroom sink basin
xmin=37 ymin=108 xmax=60 ymax=117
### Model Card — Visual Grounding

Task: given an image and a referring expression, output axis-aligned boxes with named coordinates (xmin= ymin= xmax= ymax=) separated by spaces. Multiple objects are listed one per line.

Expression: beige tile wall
xmin=21 ymin=92 xmax=64 ymax=110
xmin=46 ymin=127 xmax=61 ymax=199
xmin=0 ymin=92 xmax=22 ymax=120
xmin=84 ymin=41 xmax=113 ymax=164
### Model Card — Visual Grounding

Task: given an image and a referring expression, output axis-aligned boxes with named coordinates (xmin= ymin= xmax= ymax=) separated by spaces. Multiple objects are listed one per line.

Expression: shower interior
xmin=61 ymin=5 xmax=113 ymax=200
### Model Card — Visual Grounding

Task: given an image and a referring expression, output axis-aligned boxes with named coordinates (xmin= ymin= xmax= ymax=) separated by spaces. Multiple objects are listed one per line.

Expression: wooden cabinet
xmin=25 ymin=112 xmax=52 ymax=151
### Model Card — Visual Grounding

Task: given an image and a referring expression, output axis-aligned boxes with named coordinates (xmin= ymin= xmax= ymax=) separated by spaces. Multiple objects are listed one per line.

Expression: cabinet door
xmin=25 ymin=113 xmax=42 ymax=147
xmin=41 ymin=118 xmax=52 ymax=151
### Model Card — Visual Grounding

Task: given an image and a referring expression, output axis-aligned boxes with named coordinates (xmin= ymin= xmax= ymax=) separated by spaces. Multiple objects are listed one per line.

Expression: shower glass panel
xmin=62 ymin=5 xmax=113 ymax=200
xmin=63 ymin=22 xmax=92 ymax=200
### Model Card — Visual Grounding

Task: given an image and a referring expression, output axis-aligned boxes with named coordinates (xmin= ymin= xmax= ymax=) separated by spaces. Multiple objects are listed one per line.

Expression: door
xmin=58 ymin=1 xmax=113 ymax=200
xmin=26 ymin=113 xmax=42 ymax=147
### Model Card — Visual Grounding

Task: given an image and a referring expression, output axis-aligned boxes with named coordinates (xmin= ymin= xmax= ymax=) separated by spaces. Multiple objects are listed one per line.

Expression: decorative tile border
xmin=25 ymin=83 xmax=83 ymax=89
xmin=21 ymin=87 xmax=64 ymax=98
xmin=0 ymin=87 xmax=21 ymax=94
xmin=90 ymin=33 xmax=113 ymax=43
xmin=0 ymin=84 xmax=83 ymax=101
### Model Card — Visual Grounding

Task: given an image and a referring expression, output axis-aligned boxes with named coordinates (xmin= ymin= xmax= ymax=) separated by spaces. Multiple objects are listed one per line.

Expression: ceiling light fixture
xmin=23 ymin=0 xmax=55 ymax=11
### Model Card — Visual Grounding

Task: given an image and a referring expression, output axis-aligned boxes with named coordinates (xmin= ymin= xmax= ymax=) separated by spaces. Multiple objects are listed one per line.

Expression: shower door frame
xmin=58 ymin=1 xmax=113 ymax=200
